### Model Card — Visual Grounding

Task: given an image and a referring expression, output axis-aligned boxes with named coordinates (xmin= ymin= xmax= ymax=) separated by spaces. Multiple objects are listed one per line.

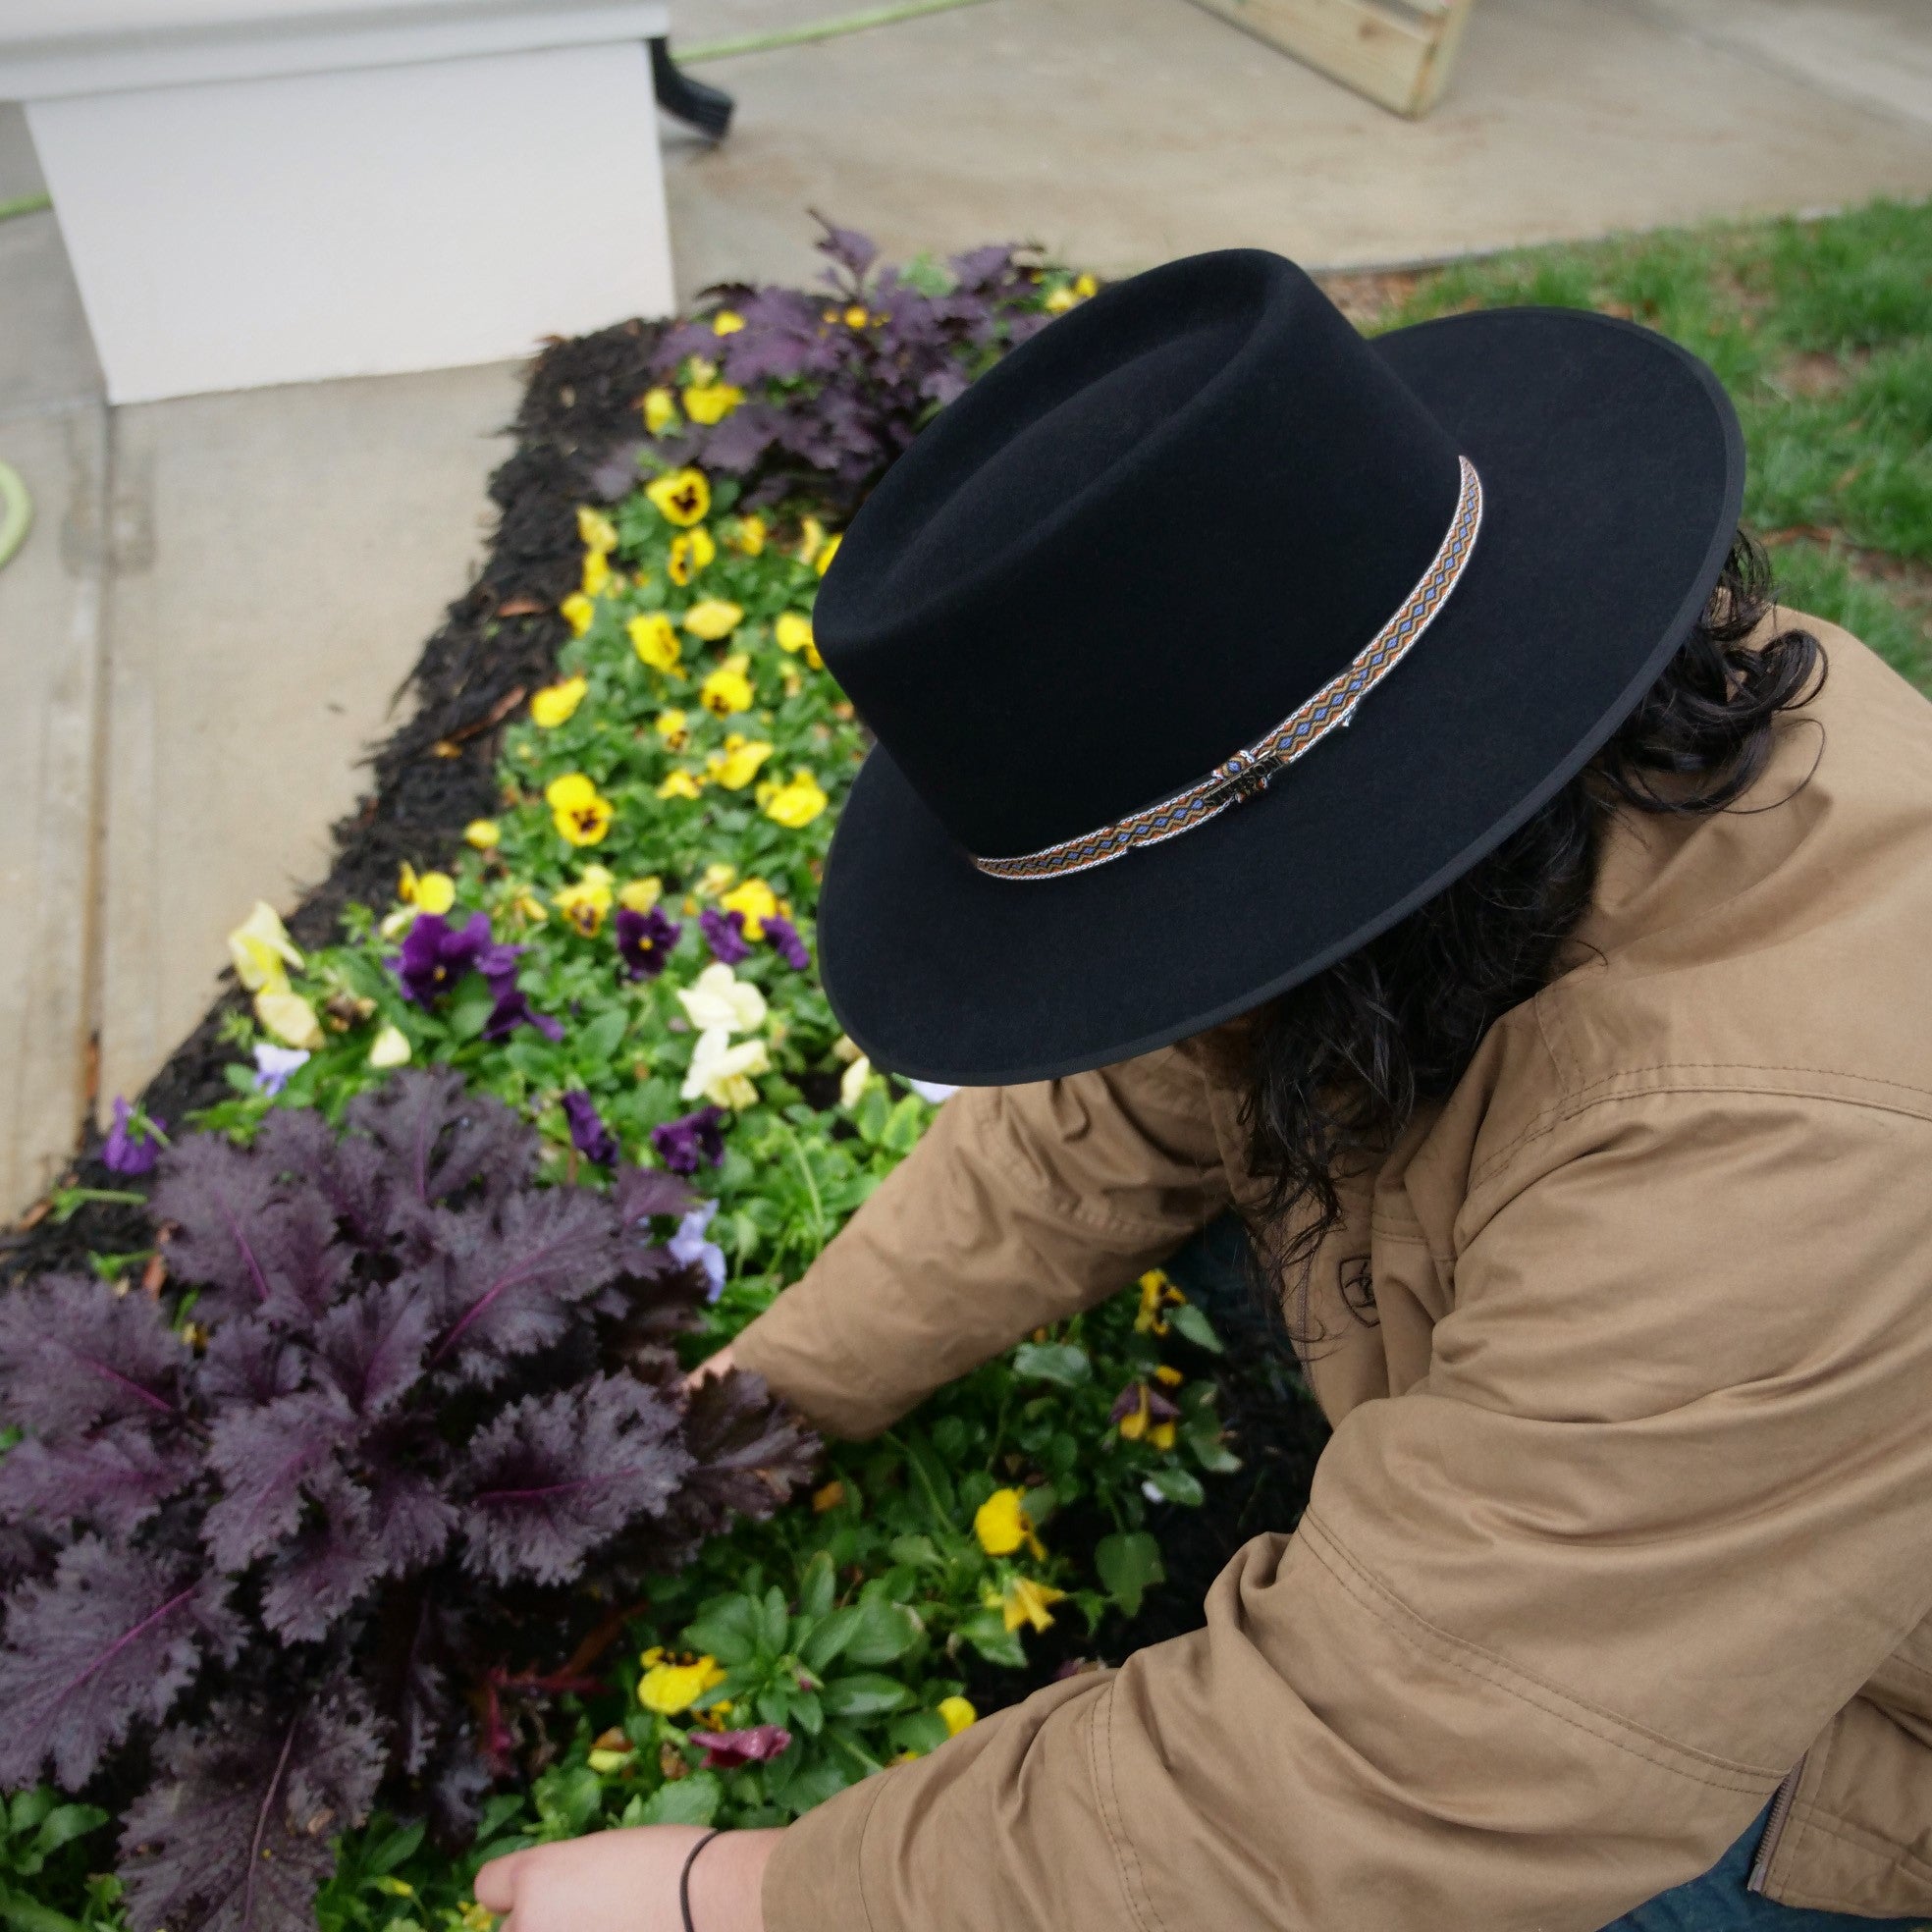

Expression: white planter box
xmin=0 ymin=0 xmax=675 ymax=402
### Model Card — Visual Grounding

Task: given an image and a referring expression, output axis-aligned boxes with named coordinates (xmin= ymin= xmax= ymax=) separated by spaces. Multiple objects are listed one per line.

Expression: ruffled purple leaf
xmin=149 ymin=1135 xmax=290 ymax=1319
xmin=458 ymin=1374 xmax=690 ymax=1585
xmin=193 ymin=1316 xmax=301 ymax=1411
xmin=813 ymin=214 xmax=878 ymax=280
xmin=202 ymin=1391 xmax=354 ymax=1572
xmin=0 ymin=1274 xmax=183 ymax=1440
xmin=258 ymin=1475 xmax=385 ymax=1643
xmin=0 ymin=1538 xmax=242 ymax=1789
xmin=0 ymin=1422 xmax=196 ymax=1536
xmin=671 ymin=1368 xmax=819 ymax=1529
xmin=345 ymin=1065 xmax=537 ymax=1210
xmin=311 ymin=1281 xmax=436 ymax=1417
xmin=118 ymin=1689 xmax=384 ymax=1932
xmin=362 ymin=1466 xmax=458 ymax=1577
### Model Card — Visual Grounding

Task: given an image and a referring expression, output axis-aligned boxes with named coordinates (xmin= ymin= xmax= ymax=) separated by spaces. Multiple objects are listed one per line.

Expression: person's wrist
xmin=686 ymin=1826 xmax=780 ymax=1931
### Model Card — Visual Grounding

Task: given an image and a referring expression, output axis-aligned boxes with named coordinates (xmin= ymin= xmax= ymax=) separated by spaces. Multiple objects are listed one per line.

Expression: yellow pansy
xmin=682 ymin=382 xmax=743 ymax=425
xmin=1114 ymin=1384 xmax=1177 ymax=1452
xmin=712 ymin=308 xmax=745 ymax=336
xmin=812 ymin=1479 xmax=846 ymax=1514
xmin=637 ymin=1654 xmax=728 ymax=1715
xmin=938 ymin=1695 xmax=978 ymax=1737
xmin=530 ymin=674 xmax=588 ymax=728
xmin=719 ymin=877 xmax=778 ymax=939
xmin=643 ymin=387 xmax=678 ymax=435
xmin=628 ymin=612 xmax=682 ymax=671
xmin=399 ymin=865 xmax=456 ymax=916
xmin=227 ymin=901 xmax=303 ymax=993
xmin=368 ymin=1023 xmax=412 ymax=1069
xmin=998 ymin=1576 xmax=1067 ymax=1635
xmin=653 ymin=707 xmax=690 ymax=751
xmin=764 ymin=770 xmax=829 ymax=829
xmin=815 ymin=532 xmax=842 ymax=576
xmin=732 ymin=514 xmax=766 ymax=557
xmin=581 ymin=547 xmax=611 ymax=600
xmin=775 ymin=611 xmax=822 ymax=669
xmin=577 ymin=506 xmax=618 ymax=554
xmin=545 ymin=772 xmax=616 ymax=846
xmin=562 ymin=592 xmax=595 ymax=637
xmin=668 ymin=526 xmax=717 ymax=586
xmin=1154 ymin=1364 xmax=1185 ymax=1387
xmin=1134 ymin=1268 xmax=1188 ymax=1336
xmin=973 ymin=1488 xmax=1046 ymax=1561
xmin=656 ymin=770 xmax=706 ymax=801
xmin=685 ymin=600 xmax=746 ymax=644
xmin=463 ymin=819 xmax=501 ymax=849
xmin=796 ymin=515 xmax=827 ymax=566
xmin=698 ymin=863 xmax=738 ymax=897
xmin=646 ymin=467 xmax=711 ymax=527
xmin=618 ymin=876 xmax=664 ymax=914
xmin=457 ymin=1902 xmax=496 ymax=1932
xmin=699 ymin=660 xmax=755 ymax=715
xmin=554 ymin=865 xmax=615 ymax=937
xmin=256 ymin=988 xmax=324 ymax=1051
xmin=708 ymin=734 xmax=774 ymax=790
xmin=1044 ymin=287 xmax=1077 ymax=314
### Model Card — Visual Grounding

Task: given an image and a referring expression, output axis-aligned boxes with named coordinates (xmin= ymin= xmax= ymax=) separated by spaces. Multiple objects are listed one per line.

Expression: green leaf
xmin=1095 ymin=1531 xmax=1165 ymax=1618
xmin=1146 ymin=1465 xmax=1206 ymax=1507
xmin=843 ymin=1598 xmax=921 ymax=1666
xmin=682 ymin=1597 xmax=760 ymax=1666
xmin=888 ymin=1709 xmax=950 ymax=1757
xmin=0 ymin=1888 xmax=90 ymax=1932
xmin=797 ymin=1605 xmax=862 ymax=1674
xmin=817 ymin=1673 xmax=911 ymax=1718
xmin=789 ymin=1687 xmax=824 ymax=1736
xmin=638 ymin=1773 xmax=723 ymax=1827
xmin=886 ymin=1533 xmax=940 ymax=1569
xmin=958 ymin=1608 xmax=1027 ymax=1669
xmin=445 ymin=972 xmax=498 ymax=1045
xmin=880 ymin=1095 xmax=926 ymax=1154
xmin=760 ymin=1585 xmax=791 ymax=1652
xmin=578 ymin=1008 xmax=627 ymax=1061
xmin=797 ymin=1549 xmax=836 ymax=1622
xmin=1166 ymin=1302 xmax=1223 ymax=1354
xmin=1011 ymin=1342 xmax=1092 ymax=1387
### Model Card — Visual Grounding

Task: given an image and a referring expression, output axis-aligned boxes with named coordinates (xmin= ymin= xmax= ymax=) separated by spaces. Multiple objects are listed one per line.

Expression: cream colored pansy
xmin=698 ymin=863 xmax=738 ymax=898
xmin=368 ymin=1023 xmax=412 ymax=1068
xmin=227 ymin=901 xmax=303 ymax=992
xmin=682 ymin=1029 xmax=771 ymax=1110
xmin=838 ymin=1053 xmax=872 ymax=1109
xmin=256 ymin=987 xmax=324 ymax=1051
xmin=676 ymin=961 xmax=767 ymax=1037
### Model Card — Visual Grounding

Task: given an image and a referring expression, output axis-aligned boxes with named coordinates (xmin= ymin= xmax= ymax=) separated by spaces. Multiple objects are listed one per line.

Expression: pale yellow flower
xmin=463 ymin=819 xmax=501 ymax=849
xmin=708 ymin=734 xmax=775 ymax=790
xmin=530 ymin=674 xmax=588 ymax=728
xmin=628 ymin=612 xmax=682 ymax=671
xmin=682 ymin=1029 xmax=771 ymax=1110
xmin=685 ymin=600 xmax=746 ymax=645
xmin=227 ymin=901 xmax=303 ymax=993
xmin=581 ymin=547 xmax=611 ymax=600
xmin=974 ymin=1488 xmax=1046 ymax=1561
xmin=796 ymin=515 xmax=827 ymax=566
xmin=774 ymin=611 xmax=822 ymax=670
xmin=256 ymin=987 xmax=324 ymax=1051
xmin=764 ymin=770 xmax=829 ymax=829
xmin=618 ymin=876 xmax=664 ymax=914
xmin=576 ymin=506 xmax=618 ymax=554
xmin=838 ymin=1054 xmax=872 ymax=1109
xmin=676 ymin=961 xmax=768 ymax=1036
xmin=999 ymin=1576 xmax=1067 ymax=1634
xmin=656 ymin=770 xmax=706 ymax=801
xmin=368 ymin=1023 xmax=412 ymax=1069
xmin=646 ymin=468 xmax=711 ymax=528
xmin=733 ymin=514 xmax=767 ymax=557
xmin=698 ymin=863 xmax=739 ymax=898
xmin=561 ymin=592 xmax=595 ymax=637
xmin=669 ymin=526 xmax=717 ymax=586
xmin=719 ymin=877 xmax=778 ymax=938
xmin=938 ymin=1695 xmax=978 ymax=1737
xmin=682 ymin=382 xmax=743 ymax=425
xmin=643 ymin=387 xmax=678 ymax=435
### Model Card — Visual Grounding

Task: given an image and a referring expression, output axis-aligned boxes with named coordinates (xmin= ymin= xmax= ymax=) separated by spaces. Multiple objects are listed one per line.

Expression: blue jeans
xmin=1604 ymin=1803 xmax=1928 ymax=1929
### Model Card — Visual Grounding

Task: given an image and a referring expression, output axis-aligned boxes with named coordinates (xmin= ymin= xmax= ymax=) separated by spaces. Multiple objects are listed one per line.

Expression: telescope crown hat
xmin=811 ymin=248 xmax=1744 ymax=1087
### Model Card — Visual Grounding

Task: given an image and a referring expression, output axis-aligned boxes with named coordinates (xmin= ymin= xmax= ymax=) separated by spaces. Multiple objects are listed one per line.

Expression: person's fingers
xmin=473 ymin=1849 xmax=528 ymax=1911
xmin=684 ymin=1343 xmax=736 ymax=1388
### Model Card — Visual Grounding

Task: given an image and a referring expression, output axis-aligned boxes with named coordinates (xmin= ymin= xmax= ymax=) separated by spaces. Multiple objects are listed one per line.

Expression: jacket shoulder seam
xmin=1091 ymin=1677 xmax=1165 ymax=1932
xmin=1298 ymin=1509 xmax=1779 ymax=1791
xmin=1469 ymin=1072 xmax=1932 ymax=1198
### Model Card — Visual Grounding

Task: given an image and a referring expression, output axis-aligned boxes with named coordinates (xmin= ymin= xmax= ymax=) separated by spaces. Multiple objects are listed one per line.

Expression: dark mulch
xmin=1 ymin=304 xmax=1332 ymax=1661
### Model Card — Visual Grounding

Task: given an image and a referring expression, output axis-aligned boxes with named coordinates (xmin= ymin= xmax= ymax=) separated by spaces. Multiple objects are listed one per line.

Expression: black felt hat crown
xmin=812 ymin=249 xmax=1744 ymax=1087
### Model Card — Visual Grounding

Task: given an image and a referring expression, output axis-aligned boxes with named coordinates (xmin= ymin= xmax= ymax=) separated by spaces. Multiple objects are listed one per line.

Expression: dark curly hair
xmin=1240 ymin=532 xmax=1826 ymax=1332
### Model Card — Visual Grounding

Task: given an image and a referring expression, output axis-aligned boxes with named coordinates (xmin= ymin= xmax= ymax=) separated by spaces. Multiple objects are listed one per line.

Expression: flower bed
xmin=6 ymin=198 xmax=1926 ymax=1932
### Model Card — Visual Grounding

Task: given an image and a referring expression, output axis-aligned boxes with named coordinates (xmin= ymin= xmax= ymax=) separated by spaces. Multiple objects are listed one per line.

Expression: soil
xmin=0 ymin=300 xmax=1334 ymax=1670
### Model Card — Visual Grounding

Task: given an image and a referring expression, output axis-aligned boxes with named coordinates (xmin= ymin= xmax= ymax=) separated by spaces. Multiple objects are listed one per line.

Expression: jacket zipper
xmin=1746 ymin=1758 xmax=1805 ymax=1896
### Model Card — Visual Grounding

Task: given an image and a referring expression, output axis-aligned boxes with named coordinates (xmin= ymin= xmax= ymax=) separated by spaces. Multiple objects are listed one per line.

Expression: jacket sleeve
xmin=729 ymin=1039 xmax=1235 ymax=1439
xmin=759 ymin=1088 xmax=1932 ymax=1931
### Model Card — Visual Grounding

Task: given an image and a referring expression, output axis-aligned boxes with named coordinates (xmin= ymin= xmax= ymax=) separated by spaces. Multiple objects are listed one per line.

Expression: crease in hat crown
xmin=812 ymin=248 xmax=1476 ymax=867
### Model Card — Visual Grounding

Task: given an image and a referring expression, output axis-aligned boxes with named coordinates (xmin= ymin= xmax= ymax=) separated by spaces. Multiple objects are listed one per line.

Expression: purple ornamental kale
xmin=763 ymin=914 xmax=810 ymax=971
xmin=650 ymin=1105 xmax=727 ymax=1177
xmin=699 ymin=907 xmax=751 ymax=966
xmin=616 ymin=905 xmax=681 ymax=980
xmin=562 ymin=1091 xmax=620 ymax=1167
xmin=104 ymin=1096 xmax=165 ymax=1176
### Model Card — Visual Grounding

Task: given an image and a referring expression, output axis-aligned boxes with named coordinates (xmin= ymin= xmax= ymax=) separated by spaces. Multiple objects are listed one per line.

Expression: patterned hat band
xmin=970 ymin=456 xmax=1485 ymax=883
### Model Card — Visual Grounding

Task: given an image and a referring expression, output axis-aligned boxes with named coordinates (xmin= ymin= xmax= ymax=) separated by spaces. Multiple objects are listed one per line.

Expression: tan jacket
xmin=736 ymin=615 xmax=1932 ymax=1930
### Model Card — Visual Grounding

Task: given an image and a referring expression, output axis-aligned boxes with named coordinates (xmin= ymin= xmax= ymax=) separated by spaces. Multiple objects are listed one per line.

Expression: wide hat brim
xmin=816 ymin=306 xmax=1745 ymax=1087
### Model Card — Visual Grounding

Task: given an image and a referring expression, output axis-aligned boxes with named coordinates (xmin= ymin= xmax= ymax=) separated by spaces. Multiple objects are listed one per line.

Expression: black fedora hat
xmin=812 ymin=249 xmax=1744 ymax=1087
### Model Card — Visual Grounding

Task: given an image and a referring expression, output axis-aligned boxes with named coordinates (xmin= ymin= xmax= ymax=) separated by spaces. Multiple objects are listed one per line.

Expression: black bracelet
xmin=679 ymin=1827 xmax=725 ymax=1932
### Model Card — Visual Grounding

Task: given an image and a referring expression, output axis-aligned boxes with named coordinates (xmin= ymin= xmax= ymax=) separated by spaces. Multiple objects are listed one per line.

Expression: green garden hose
xmin=0 ymin=462 xmax=33 ymax=572
xmin=0 ymin=191 xmax=52 ymax=224
xmin=682 ymin=0 xmax=992 ymax=63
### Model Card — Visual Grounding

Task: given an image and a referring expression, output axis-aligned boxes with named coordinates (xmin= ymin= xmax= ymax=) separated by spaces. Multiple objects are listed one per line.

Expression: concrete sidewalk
xmin=2 ymin=0 xmax=1930 ymax=1213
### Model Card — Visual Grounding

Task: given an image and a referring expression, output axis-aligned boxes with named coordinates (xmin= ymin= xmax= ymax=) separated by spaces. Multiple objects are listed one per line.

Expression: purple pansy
xmin=561 ymin=1091 xmax=620 ymax=1167
xmin=394 ymin=912 xmax=517 ymax=1007
xmin=102 ymin=1097 xmax=165 ymax=1176
xmin=251 ymin=1044 xmax=310 ymax=1098
xmin=695 ymin=1725 xmax=792 ymax=1771
xmin=650 ymin=1105 xmax=727 ymax=1177
xmin=699 ymin=908 xmax=751 ymax=966
xmin=669 ymin=1200 xmax=727 ymax=1302
xmin=616 ymin=906 xmax=682 ymax=981
xmin=763 ymin=914 xmax=810 ymax=972
xmin=480 ymin=954 xmax=565 ymax=1044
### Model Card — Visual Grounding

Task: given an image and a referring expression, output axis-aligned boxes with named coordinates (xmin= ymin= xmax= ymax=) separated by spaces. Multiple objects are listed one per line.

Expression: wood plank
xmin=1182 ymin=0 xmax=1461 ymax=117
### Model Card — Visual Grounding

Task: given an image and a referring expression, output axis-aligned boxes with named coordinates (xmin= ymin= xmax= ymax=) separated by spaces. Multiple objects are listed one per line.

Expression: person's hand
xmin=474 ymin=1823 xmax=779 ymax=1932
xmin=684 ymin=1343 xmax=737 ymax=1391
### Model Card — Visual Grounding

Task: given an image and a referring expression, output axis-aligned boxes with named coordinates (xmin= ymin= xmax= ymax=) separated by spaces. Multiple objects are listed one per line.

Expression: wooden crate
xmin=1183 ymin=0 xmax=1475 ymax=117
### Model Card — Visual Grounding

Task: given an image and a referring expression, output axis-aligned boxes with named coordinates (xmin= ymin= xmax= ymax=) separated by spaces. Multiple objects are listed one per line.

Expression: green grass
xmin=1372 ymin=197 xmax=1932 ymax=688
